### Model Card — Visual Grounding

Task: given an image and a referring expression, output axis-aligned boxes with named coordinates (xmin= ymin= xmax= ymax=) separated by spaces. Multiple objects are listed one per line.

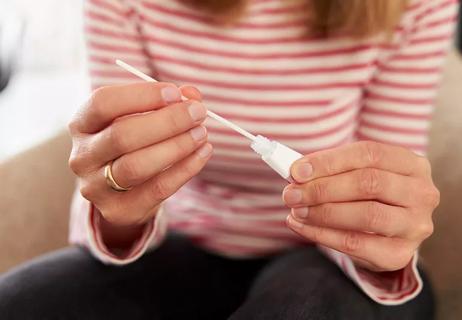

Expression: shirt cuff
xmin=319 ymin=246 xmax=422 ymax=305
xmin=86 ymin=204 xmax=167 ymax=265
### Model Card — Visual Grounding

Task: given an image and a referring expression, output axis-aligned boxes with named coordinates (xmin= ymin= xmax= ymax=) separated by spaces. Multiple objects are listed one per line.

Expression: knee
xmin=0 ymin=247 xmax=102 ymax=319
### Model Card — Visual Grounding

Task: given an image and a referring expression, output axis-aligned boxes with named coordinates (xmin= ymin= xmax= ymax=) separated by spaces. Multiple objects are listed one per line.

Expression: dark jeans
xmin=0 ymin=234 xmax=434 ymax=320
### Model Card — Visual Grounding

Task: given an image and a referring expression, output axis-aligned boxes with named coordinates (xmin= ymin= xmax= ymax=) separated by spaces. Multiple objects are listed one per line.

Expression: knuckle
xmin=364 ymin=201 xmax=389 ymax=232
xmin=359 ymin=168 xmax=381 ymax=197
xmin=318 ymin=204 xmax=334 ymax=226
xmin=415 ymin=220 xmax=434 ymax=239
xmin=79 ymin=180 xmax=95 ymax=201
xmin=342 ymin=231 xmax=362 ymax=253
xmin=183 ymin=159 xmax=202 ymax=178
xmin=151 ymin=178 xmax=172 ymax=201
xmin=318 ymin=154 xmax=335 ymax=176
xmin=423 ymin=184 xmax=440 ymax=208
xmin=67 ymin=118 xmax=80 ymax=134
xmin=68 ymin=153 xmax=82 ymax=175
xmin=361 ymin=141 xmax=383 ymax=167
xmin=117 ymin=157 xmax=141 ymax=185
xmin=68 ymin=144 xmax=89 ymax=175
xmin=172 ymin=135 xmax=191 ymax=156
xmin=312 ymin=226 xmax=325 ymax=244
xmin=311 ymin=181 xmax=328 ymax=203
xmin=107 ymin=123 xmax=129 ymax=154
xmin=166 ymin=107 xmax=185 ymax=133
xmin=88 ymin=87 xmax=108 ymax=120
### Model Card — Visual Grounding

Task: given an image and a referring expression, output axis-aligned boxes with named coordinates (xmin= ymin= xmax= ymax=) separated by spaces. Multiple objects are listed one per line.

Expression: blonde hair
xmin=185 ymin=0 xmax=409 ymax=38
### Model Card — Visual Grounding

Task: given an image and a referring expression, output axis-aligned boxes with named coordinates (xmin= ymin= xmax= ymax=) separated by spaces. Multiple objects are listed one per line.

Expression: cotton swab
xmin=115 ymin=59 xmax=256 ymax=141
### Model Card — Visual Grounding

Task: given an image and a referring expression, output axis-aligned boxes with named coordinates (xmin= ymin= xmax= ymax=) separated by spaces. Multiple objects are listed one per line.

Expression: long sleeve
xmin=320 ymin=0 xmax=459 ymax=305
xmin=68 ymin=0 xmax=167 ymax=264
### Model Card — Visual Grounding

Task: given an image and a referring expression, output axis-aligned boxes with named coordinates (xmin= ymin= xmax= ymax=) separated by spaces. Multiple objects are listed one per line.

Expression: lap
xmin=231 ymin=246 xmax=435 ymax=320
xmin=0 ymin=237 xmax=434 ymax=320
xmin=0 ymin=234 xmax=265 ymax=320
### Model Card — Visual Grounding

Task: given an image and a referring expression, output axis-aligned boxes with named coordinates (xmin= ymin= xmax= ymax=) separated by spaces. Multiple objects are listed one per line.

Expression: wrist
xmin=96 ymin=207 xmax=159 ymax=249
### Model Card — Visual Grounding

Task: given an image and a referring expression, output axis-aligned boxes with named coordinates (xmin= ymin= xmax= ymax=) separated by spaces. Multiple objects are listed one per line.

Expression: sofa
xmin=0 ymin=49 xmax=461 ymax=319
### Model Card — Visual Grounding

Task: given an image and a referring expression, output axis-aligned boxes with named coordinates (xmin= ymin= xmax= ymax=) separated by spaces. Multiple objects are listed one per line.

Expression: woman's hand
xmin=283 ymin=141 xmax=440 ymax=272
xmin=68 ymin=82 xmax=212 ymax=234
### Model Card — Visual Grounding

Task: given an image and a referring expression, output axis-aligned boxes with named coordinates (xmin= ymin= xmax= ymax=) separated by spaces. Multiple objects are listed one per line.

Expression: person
xmin=0 ymin=0 xmax=459 ymax=319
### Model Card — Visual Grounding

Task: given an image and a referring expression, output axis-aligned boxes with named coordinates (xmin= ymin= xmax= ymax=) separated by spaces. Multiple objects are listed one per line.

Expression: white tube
xmin=251 ymin=135 xmax=303 ymax=181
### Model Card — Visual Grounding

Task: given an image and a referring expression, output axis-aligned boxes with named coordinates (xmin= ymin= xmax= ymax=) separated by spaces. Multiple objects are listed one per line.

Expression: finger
xmin=180 ymin=85 xmax=202 ymax=101
xmin=89 ymin=143 xmax=213 ymax=226
xmin=111 ymin=125 xmax=208 ymax=187
xmin=283 ymin=168 xmax=419 ymax=207
xmin=291 ymin=201 xmax=410 ymax=238
xmin=87 ymin=100 xmax=207 ymax=167
xmin=130 ymin=143 xmax=213 ymax=223
xmin=286 ymin=215 xmax=415 ymax=272
xmin=290 ymin=141 xmax=430 ymax=183
xmin=71 ymin=82 xmax=182 ymax=134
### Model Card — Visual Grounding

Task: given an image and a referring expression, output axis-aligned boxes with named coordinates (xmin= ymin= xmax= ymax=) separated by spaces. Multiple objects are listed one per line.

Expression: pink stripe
xmin=360 ymin=119 xmax=428 ymax=135
xmin=208 ymin=114 xmax=356 ymax=140
xmin=88 ymin=55 xmax=147 ymax=68
xmin=361 ymin=108 xmax=432 ymax=120
xmin=377 ymin=64 xmax=440 ymax=74
xmin=365 ymin=92 xmax=434 ymax=105
xmin=356 ymin=133 xmax=426 ymax=152
xmin=87 ymin=32 xmax=375 ymax=76
xmin=152 ymin=53 xmax=374 ymax=76
xmin=158 ymin=67 xmax=365 ymax=90
xmin=250 ymin=3 xmax=307 ymax=15
xmin=87 ymin=40 xmax=145 ymax=55
xmin=370 ymin=78 xmax=438 ymax=90
xmin=409 ymin=32 xmax=456 ymax=45
xmin=85 ymin=10 xmax=124 ymax=27
xmin=205 ymin=101 xmax=357 ymax=123
xmin=88 ymin=0 xmax=129 ymax=17
xmin=139 ymin=13 xmax=313 ymax=45
xmin=417 ymin=15 xmax=458 ymax=31
xmin=141 ymin=1 xmax=307 ymax=29
xmin=204 ymin=93 xmax=330 ymax=107
xmin=393 ymin=50 xmax=446 ymax=61
xmin=414 ymin=0 xmax=457 ymax=23
xmin=143 ymin=34 xmax=385 ymax=60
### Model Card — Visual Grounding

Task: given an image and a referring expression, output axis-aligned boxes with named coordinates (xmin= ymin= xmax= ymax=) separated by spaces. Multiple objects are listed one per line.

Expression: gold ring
xmin=104 ymin=160 xmax=132 ymax=192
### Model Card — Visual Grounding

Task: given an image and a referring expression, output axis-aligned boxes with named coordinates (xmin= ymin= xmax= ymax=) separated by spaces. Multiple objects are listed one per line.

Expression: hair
xmin=184 ymin=0 xmax=409 ymax=39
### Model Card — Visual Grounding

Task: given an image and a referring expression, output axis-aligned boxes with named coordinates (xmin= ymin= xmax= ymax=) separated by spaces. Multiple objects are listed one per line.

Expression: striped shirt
xmin=70 ymin=0 xmax=458 ymax=305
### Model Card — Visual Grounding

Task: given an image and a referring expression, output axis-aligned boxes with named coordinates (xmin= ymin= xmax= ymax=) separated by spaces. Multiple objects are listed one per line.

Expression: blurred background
xmin=0 ymin=0 xmax=89 ymax=160
xmin=0 ymin=1 xmax=461 ymax=319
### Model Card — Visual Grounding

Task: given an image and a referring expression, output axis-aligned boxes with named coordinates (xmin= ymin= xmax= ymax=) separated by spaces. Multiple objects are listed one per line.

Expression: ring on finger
xmin=104 ymin=160 xmax=133 ymax=192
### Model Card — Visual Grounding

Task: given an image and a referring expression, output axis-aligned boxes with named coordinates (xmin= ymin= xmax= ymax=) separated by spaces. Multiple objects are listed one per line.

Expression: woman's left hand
xmin=283 ymin=141 xmax=440 ymax=272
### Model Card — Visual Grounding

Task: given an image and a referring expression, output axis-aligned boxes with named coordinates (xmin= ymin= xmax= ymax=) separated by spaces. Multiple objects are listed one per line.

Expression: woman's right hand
xmin=68 ymin=82 xmax=212 ymax=232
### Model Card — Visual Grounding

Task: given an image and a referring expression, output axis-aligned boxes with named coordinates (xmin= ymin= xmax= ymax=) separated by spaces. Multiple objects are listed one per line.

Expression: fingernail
xmin=283 ymin=188 xmax=302 ymax=205
xmin=161 ymin=86 xmax=181 ymax=104
xmin=188 ymin=102 xmax=207 ymax=122
xmin=197 ymin=143 xmax=213 ymax=158
xmin=190 ymin=126 xmax=207 ymax=141
xmin=295 ymin=162 xmax=313 ymax=181
xmin=292 ymin=207 xmax=309 ymax=219
xmin=287 ymin=215 xmax=304 ymax=230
